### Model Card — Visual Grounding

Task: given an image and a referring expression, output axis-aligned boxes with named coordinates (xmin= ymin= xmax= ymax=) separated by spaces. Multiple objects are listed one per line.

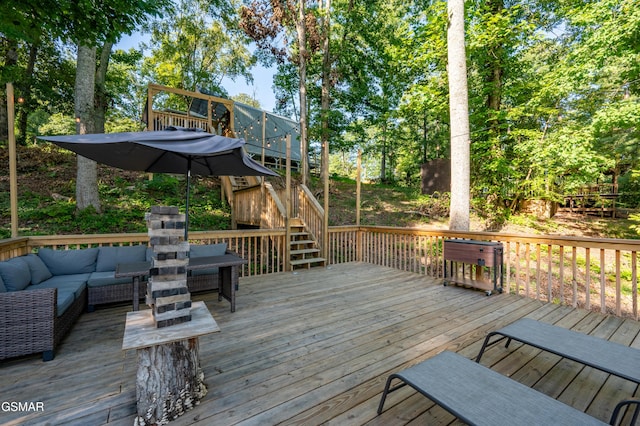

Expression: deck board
xmin=1 ymin=262 xmax=638 ymax=425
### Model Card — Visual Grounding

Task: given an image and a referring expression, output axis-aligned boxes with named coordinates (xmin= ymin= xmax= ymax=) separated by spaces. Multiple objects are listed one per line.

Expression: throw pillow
xmin=0 ymin=257 xmax=32 ymax=291
xmin=22 ymin=254 xmax=53 ymax=284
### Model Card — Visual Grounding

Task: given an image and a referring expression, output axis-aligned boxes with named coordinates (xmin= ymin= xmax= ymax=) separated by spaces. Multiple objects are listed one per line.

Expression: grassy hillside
xmin=1 ymin=144 xmax=637 ymax=239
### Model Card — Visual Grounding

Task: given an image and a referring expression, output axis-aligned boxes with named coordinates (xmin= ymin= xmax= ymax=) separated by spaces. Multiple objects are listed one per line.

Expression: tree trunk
xmin=485 ymin=0 xmax=504 ymax=136
xmin=447 ymin=0 xmax=471 ymax=231
xmin=296 ymin=0 xmax=309 ymax=185
xmin=320 ymin=0 xmax=331 ymax=183
xmin=0 ymin=40 xmax=18 ymax=142
xmin=422 ymin=115 xmax=428 ymax=163
xmin=17 ymin=42 xmax=39 ymax=145
xmin=74 ymin=44 xmax=101 ymax=213
xmin=135 ymin=338 xmax=207 ymax=426
xmin=380 ymin=119 xmax=387 ymax=181
xmin=94 ymin=42 xmax=113 ymax=134
xmin=321 ymin=0 xmax=331 ymax=262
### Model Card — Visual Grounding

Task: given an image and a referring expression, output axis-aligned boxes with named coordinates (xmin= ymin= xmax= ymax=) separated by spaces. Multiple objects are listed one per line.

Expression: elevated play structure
xmin=144 ymin=83 xmax=326 ymax=270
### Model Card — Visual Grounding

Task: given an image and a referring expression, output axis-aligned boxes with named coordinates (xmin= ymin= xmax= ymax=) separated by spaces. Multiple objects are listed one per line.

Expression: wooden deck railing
xmin=260 ymin=183 xmax=286 ymax=229
xmin=1 ymin=227 xmax=638 ymax=319
xmin=298 ymin=185 xmax=324 ymax=250
xmin=328 ymin=227 xmax=639 ymax=320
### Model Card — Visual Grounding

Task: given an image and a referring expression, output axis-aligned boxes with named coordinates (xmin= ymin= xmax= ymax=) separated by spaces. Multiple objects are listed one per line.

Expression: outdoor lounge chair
xmin=475 ymin=318 xmax=640 ymax=386
xmin=377 ymin=350 xmax=639 ymax=425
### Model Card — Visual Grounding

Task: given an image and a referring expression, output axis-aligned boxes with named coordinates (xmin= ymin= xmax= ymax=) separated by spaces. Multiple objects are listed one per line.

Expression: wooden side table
xmin=122 ymin=301 xmax=220 ymax=425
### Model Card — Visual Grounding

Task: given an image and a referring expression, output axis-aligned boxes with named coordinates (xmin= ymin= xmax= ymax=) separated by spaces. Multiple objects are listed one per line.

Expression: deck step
xmin=290 ymin=232 xmax=309 ymax=237
xmin=291 ymin=248 xmax=320 ymax=255
xmin=290 ymin=239 xmax=315 ymax=246
xmin=290 ymin=257 xmax=326 ymax=266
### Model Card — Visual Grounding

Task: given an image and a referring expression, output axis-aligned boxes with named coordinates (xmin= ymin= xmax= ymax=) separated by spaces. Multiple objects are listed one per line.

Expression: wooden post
xmin=322 ymin=133 xmax=329 ymax=264
xmin=285 ymin=135 xmax=291 ymax=271
xmin=261 ymin=111 xmax=266 ymax=166
xmin=356 ymin=150 xmax=361 ymax=227
xmin=7 ymin=83 xmax=18 ymax=238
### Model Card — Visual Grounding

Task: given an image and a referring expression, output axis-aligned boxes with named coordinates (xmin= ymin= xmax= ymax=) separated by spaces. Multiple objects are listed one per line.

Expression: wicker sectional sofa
xmin=0 ymin=243 xmax=226 ymax=362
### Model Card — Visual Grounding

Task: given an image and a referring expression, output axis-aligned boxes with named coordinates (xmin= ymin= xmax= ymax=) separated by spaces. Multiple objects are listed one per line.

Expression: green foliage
xmin=142 ymin=0 xmax=255 ymax=100
xmin=37 ymin=113 xmax=76 ymax=136
xmin=106 ymin=49 xmax=147 ymax=120
xmin=5 ymin=0 xmax=640 ymax=229
xmin=414 ymin=192 xmax=450 ymax=220
xmin=630 ymin=213 xmax=640 ymax=236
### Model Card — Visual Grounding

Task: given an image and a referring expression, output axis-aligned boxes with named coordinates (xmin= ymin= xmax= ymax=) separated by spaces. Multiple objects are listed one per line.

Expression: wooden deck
xmin=1 ymin=262 xmax=639 ymax=425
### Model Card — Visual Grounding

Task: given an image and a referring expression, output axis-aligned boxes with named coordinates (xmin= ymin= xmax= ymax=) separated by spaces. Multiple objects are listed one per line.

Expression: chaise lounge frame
xmin=377 ymin=350 xmax=639 ymax=425
xmin=475 ymin=318 xmax=640 ymax=385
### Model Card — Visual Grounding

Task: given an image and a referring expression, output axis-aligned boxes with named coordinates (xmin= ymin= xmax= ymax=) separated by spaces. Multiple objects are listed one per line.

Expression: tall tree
xmin=72 ymin=1 xmax=170 ymax=211
xmin=240 ymin=0 xmax=322 ymax=184
xmin=447 ymin=0 xmax=471 ymax=230
xmin=296 ymin=0 xmax=310 ymax=184
xmin=319 ymin=0 xmax=331 ymax=182
xmin=74 ymin=45 xmax=101 ymax=212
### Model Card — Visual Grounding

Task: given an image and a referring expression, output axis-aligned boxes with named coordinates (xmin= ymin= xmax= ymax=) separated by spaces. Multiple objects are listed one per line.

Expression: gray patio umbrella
xmin=38 ymin=127 xmax=278 ymax=238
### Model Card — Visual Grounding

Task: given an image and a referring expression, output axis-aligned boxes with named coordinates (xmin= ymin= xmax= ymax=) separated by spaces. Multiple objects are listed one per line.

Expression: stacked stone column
xmin=146 ymin=206 xmax=192 ymax=328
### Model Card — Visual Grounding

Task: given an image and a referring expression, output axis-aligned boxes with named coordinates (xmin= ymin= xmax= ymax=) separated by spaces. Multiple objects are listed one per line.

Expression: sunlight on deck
xmin=1 ymin=263 xmax=639 ymax=425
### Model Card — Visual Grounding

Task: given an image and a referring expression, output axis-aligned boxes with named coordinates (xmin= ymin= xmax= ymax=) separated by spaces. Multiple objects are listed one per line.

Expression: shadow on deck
xmin=1 ymin=262 xmax=639 ymax=425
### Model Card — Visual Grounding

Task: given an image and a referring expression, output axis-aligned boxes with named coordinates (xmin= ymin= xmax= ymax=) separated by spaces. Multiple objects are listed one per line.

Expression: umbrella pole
xmin=185 ymin=159 xmax=191 ymax=241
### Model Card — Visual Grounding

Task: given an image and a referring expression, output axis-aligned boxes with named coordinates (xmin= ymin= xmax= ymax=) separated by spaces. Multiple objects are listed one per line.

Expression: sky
xmin=116 ymin=33 xmax=278 ymax=112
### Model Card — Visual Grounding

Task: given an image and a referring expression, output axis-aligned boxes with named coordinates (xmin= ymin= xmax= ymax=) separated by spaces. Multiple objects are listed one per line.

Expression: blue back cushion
xmin=96 ymin=245 xmax=148 ymax=272
xmin=22 ymin=254 xmax=53 ymax=284
xmin=0 ymin=257 xmax=32 ymax=291
xmin=38 ymin=247 xmax=99 ymax=276
xmin=190 ymin=243 xmax=227 ymax=258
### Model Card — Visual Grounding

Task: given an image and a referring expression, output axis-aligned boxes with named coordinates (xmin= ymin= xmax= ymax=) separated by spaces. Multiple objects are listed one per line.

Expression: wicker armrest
xmin=0 ymin=287 xmax=57 ymax=361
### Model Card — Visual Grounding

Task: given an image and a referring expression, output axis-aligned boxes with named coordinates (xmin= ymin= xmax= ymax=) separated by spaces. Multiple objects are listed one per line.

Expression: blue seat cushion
xmin=96 ymin=245 xmax=148 ymax=272
xmin=88 ymin=271 xmax=134 ymax=287
xmin=38 ymin=248 xmax=98 ymax=275
xmin=56 ymin=289 xmax=76 ymax=317
xmin=0 ymin=257 xmax=31 ymax=291
xmin=35 ymin=274 xmax=89 ymax=299
xmin=0 ymin=274 xmax=6 ymax=293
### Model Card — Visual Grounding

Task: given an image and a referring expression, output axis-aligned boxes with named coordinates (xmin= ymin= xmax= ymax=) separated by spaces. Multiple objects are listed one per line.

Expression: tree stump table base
xmin=134 ymin=338 xmax=207 ymax=426
xmin=123 ymin=302 xmax=220 ymax=426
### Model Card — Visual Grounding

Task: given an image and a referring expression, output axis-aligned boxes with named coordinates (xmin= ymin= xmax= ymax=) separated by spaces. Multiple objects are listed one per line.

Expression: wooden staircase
xmin=229 ymin=176 xmax=251 ymax=190
xmin=289 ymin=218 xmax=326 ymax=270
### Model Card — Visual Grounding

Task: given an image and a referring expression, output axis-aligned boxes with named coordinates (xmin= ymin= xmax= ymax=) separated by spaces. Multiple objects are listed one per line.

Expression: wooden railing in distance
xmin=152 ymin=111 xmax=209 ymax=132
xmin=2 ymin=227 xmax=638 ymax=320
xmin=298 ymin=184 xmax=325 ymax=252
